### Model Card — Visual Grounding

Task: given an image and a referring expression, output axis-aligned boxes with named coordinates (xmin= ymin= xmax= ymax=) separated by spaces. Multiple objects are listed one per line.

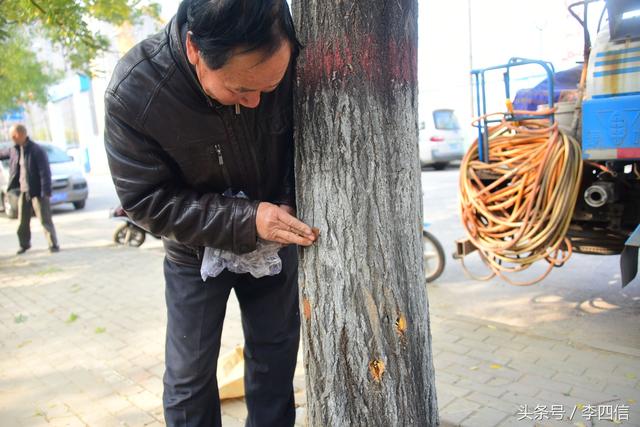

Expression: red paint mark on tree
xmin=359 ymin=34 xmax=375 ymax=80
xmin=300 ymin=34 xmax=416 ymax=87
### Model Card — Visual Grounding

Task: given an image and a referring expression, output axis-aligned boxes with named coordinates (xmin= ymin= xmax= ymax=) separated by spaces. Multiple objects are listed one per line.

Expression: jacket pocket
xmin=163 ymin=136 xmax=229 ymax=190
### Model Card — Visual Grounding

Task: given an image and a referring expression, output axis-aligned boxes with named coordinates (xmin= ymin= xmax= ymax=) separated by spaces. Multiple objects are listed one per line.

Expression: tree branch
xmin=29 ymin=0 xmax=103 ymax=53
xmin=29 ymin=0 xmax=47 ymax=15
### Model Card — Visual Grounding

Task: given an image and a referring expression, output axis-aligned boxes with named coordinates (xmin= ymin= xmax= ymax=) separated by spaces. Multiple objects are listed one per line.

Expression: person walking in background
xmin=0 ymin=124 xmax=60 ymax=254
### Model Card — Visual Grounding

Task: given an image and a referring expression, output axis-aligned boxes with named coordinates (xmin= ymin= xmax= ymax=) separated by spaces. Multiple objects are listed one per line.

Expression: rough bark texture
xmin=293 ymin=1 xmax=438 ymax=426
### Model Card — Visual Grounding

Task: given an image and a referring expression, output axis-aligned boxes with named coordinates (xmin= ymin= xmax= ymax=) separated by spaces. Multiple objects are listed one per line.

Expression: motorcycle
xmin=109 ymin=205 xmax=159 ymax=247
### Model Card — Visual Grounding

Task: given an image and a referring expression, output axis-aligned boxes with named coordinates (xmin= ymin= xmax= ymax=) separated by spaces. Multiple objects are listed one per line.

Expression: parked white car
xmin=419 ymin=109 xmax=466 ymax=170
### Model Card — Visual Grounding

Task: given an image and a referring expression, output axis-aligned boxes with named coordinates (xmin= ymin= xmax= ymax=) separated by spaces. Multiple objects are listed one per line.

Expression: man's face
xmin=186 ymin=35 xmax=291 ymax=108
xmin=10 ymin=128 xmax=27 ymax=146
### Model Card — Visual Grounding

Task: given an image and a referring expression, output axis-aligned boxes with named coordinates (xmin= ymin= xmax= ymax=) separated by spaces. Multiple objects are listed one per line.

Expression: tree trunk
xmin=293 ymin=1 xmax=438 ymax=426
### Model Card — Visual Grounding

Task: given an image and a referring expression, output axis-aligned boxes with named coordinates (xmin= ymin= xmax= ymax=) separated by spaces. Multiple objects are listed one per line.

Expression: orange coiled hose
xmin=459 ymin=109 xmax=583 ymax=285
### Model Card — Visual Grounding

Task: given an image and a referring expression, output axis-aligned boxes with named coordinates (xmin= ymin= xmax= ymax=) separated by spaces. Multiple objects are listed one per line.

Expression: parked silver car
xmin=419 ymin=109 xmax=466 ymax=170
xmin=0 ymin=143 xmax=89 ymax=219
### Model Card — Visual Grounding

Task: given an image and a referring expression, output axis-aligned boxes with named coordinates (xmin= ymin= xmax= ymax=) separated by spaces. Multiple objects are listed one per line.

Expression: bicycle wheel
xmin=423 ymin=230 xmax=445 ymax=283
xmin=113 ymin=223 xmax=146 ymax=247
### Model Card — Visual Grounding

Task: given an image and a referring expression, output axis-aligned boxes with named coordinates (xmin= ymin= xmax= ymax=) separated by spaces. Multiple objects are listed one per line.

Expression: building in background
xmin=418 ymin=0 xmax=597 ymax=147
xmin=7 ymin=16 xmax=161 ymax=175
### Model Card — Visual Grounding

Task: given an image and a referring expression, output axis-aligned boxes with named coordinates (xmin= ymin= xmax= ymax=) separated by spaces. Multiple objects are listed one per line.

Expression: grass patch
xmin=65 ymin=313 xmax=79 ymax=324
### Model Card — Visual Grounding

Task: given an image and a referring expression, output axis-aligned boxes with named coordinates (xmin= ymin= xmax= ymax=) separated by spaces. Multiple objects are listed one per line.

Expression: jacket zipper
xmin=213 ymin=144 xmax=233 ymax=189
xmin=187 ymin=41 xmax=238 ymax=185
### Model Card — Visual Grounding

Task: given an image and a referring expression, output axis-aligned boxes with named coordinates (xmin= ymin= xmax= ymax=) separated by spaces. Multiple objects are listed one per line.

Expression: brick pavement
xmin=0 ymin=211 xmax=638 ymax=426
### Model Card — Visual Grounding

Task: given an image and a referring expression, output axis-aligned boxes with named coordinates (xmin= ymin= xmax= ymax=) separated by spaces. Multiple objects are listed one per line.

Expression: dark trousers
xmin=163 ymin=245 xmax=300 ymax=427
xmin=17 ymin=192 xmax=59 ymax=249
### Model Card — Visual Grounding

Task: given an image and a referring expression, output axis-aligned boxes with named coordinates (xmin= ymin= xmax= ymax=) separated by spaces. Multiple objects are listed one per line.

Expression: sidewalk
xmin=0 ymin=216 xmax=638 ymax=426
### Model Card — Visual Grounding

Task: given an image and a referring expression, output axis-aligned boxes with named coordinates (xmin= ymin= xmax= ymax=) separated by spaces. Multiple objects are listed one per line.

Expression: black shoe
xmin=49 ymin=246 xmax=60 ymax=253
xmin=16 ymin=246 xmax=30 ymax=255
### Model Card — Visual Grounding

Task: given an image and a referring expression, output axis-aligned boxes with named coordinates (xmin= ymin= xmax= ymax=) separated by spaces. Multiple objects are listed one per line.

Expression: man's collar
xmin=170 ymin=0 xmax=224 ymax=109
xmin=16 ymin=138 xmax=33 ymax=149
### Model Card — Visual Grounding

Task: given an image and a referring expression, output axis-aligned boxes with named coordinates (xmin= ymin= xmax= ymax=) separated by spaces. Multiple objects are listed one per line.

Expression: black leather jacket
xmin=104 ymin=1 xmax=295 ymax=267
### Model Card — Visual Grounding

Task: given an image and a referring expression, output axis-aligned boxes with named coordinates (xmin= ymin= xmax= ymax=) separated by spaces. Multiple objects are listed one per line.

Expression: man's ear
xmin=185 ymin=31 xmax=200 ymax=66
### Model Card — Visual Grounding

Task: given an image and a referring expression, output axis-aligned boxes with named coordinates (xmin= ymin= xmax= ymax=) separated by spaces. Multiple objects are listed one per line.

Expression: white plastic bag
xmin=200 ymin=190 xmax=283 ymax=281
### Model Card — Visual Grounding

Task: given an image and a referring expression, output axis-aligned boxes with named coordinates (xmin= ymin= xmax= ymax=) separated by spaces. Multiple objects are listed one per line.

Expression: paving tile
xmin=221 ymin=398 xmax=248 ymax=420
xmin=434 ymin=341 xmax=474 ymax=357
xmin=436 ymin=389 xmax=458 ymax=409
xmin=440 ymin=398 xmax=481 ymax=425
xmin=520 ymin=374 xmax=572 ymax=395
xmin=456 ymin=378 xmax=509 ymax=399
xmin=465 ymin=391 xmax=518 ymax=413
xmin=497 ymin=416 xmax=537 ymax=426
xmin=221 ymin=414 xmax=245 ymax=427
xmin=506 ymin=359 xmax=557 ymax=379
xmin=537 ymin=358 xmax=589 ymax=377
xmin=444 ymin=364 xmax=494 ymax=384
xmin=604 ymin=384 xmax=640 ymax=402
xmin=553 ymin=372 xmax=607 ymax=392
xmin=99 ymin=393 xmax=133 ymax=414
xmin=437 ymin=382 xmax=473 ymax=398
xmin=466 ymin=348 xmax=513 ymax=365
xmin=483 ymin=336 xmax=527 ymax=352
xmin=447 ymin=326 xmax=494 ymax=342
xmin=114 ymin=406 xmax=157 ymax=426
xmin=460 ymin=406 xmax=510 ymax=427
xmin=127 ymin=390 xmax=161 ymax=412
xmin=434 ymin=370 xmax=462 ymax=386
xmin=457 ymin=337 xmax=497 ymax=351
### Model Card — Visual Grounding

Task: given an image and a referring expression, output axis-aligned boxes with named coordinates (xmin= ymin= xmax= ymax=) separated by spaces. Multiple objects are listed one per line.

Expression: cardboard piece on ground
xmin=218 ymin=346 xmax=245 ymax=400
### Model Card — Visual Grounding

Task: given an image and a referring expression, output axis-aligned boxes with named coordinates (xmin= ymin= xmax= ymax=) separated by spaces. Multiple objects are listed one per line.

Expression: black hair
xmin=186 ymin=0 xmax=301 ymax=70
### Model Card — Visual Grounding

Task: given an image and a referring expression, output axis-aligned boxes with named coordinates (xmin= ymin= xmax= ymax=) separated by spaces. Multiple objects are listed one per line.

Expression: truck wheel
xmin=433 ymin=162 xmax=449 ymax=171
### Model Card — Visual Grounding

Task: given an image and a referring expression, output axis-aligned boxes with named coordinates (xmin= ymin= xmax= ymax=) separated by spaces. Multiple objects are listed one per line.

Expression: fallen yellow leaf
xmin=486 ymin=325 xmax=497 ymax=330
xmin=490 ymin=364 xmax=502 ymax=369
xmin=17 ymin=340 xmax=31 ymax=349
xmin=628 ymin=399 xmax=636 ymax=404
xmin=469 ymin=366 xmax=479 ymax=371
xmin=625 ymin=373 xmax=637 ymax=380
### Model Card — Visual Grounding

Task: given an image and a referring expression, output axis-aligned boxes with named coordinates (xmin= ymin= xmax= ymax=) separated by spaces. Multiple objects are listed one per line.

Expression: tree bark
xmin=293 ymin=1 xmax=438 ymax=426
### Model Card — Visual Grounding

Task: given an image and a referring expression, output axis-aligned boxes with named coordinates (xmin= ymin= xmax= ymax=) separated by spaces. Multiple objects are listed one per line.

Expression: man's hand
xmin=279 ymin=204 xmax=295 ymax=216
xmin=256 ymin=202 xmax=316 ymax=246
